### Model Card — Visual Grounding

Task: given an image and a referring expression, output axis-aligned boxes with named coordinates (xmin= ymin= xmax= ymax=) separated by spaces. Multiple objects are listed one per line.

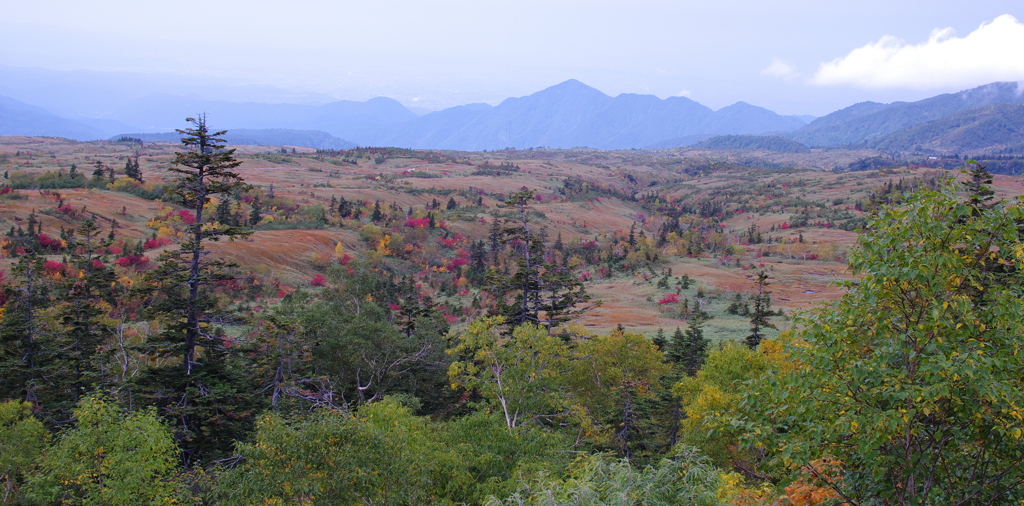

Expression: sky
xmin=2 ymin=0 xmax=1024 ymax=116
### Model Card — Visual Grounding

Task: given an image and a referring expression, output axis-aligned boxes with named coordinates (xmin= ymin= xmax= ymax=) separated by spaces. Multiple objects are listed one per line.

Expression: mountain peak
xmin=540 ymin=79 xmax=607 ymax=96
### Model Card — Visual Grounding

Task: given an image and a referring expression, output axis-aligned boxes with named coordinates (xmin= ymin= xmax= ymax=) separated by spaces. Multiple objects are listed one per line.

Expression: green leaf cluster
xmin=732 ymin=179 xmax=1024 ymax=503
xmin=22 ymin=395 xmax=182 ymax=505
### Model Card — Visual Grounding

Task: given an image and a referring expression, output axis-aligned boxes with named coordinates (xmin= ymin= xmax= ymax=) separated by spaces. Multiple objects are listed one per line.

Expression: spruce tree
xmin=371 ymin=201 xmax=383 ymax=222
xmin=488 ymin=190 xmax=595 ymax=332
xmin=123 ymin=156 xmax=143 ymax=182
xmin=249 ymin=197 xmax=263 ymax=227
xmin=0 ymin=254 xmax=49 ymax=409
xmin=138 ymin=116 xmax=259 ymax=463
xmin=47 ymin=220 xmax=117 ymax=421
xmin=215 ymin=197 xmax=233 ymax=226
xmin=467 ymin=240 xmax=488 ymax=286
xmin=680 ymin=317 xmax=708 ymax=377
xmin=652 ymin=327 xmax=666 ymax=350
xmin=962 ymin=161 xmax=995 ymax=210
xmin=745 ymin=271 xmax=776 ymax=349
xmin=338 ymin=197 xmax=351 ymax=218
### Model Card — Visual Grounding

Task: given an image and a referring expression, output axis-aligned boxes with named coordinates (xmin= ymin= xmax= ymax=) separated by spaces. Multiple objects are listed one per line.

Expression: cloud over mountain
xmin=811 ymin=14 xmax=1024 ymax=90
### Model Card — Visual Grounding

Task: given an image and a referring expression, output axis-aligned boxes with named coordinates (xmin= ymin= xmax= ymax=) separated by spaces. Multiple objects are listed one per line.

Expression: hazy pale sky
xmin=2 ymin=0 xmax=1023 ymax=115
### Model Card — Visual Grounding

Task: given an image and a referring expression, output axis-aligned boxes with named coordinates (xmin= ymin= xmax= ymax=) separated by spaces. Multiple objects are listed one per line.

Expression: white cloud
xmin=811 ymin=14 xmax=1024 ymax=89
xmin=762 ymin=58 xmax=798 ymax=80
xmin=675 ymin=90 xmax=692 ymax=98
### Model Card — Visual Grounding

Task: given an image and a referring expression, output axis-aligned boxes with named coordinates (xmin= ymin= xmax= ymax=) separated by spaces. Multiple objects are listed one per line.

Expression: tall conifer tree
xmin=139 ymin=116 xmax=258 ymax=463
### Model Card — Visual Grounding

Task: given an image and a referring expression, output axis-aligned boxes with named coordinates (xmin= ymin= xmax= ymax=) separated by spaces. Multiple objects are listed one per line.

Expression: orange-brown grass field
xmin=3 ymin=136 xmax=1021 ymax=341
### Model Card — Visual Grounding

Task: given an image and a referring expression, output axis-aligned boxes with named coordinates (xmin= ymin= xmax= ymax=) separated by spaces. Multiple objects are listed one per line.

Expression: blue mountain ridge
xmin=2 ymin=79 xmax=808 ymax=149
xmin=788 ymin=82 xmax=1024 ymax=147
xmin=368 ymin=80 xmax=806 ymax=150
xmin=0 ymin=95 xmax=106 ymax=140
xmin=6 ymin=78 xmax=1024 ymax=152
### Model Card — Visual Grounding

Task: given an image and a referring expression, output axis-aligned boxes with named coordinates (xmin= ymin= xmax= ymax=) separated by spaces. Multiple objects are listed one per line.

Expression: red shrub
xmin=114 ymin=255 xmax=149 ymax=268
xmin=144 ymin=237 xmax=173 ymax=250
xmin=43 ymin=260 xmax=68 ymax=275
xmin=440 ymin=234 xmax=465 ymax=248
xmin=309 ymin=274 xmax=327 ymax=287
xmin=37 ymin=234 xmax=64 ymax=252
xmin=405 ymin=217 xmax=431 ymax=228
xmin=658 ymin=293 xmax=681 ymax=305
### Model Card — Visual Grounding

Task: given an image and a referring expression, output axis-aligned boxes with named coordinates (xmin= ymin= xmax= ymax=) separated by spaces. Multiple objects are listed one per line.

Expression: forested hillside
xmin=1 ymin=126 xmax=1023 ymax=504
xmin=693 ymin=135 xmax=810 ymax=153
xmin=788 ymin=81 xmax=1024 ymax=147
xmin=865 ymin=103 xmax=1024 ymax=154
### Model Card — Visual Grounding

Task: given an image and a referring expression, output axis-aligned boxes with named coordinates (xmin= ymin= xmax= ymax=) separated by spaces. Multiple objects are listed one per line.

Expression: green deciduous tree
xmin=486 ymin=446 xmax=721 ymax=506
xmin=0 ymin=400 xmax=47 ymax=502
xmin=23 ymin=395 xmax=182 ymax=505
xmin=734 ymin=179 xmax=1024 ymax=504
xmin=569 ymin=329 xmax=668 ymax=458
xmin=449 ymin=318 xmax=574 ymax=430
xmin=676 ymin=340 xmax=793 ymax=471
xmin=308 ymin=301 xmax=449 ymax=406
xmin=215 ymin=399 xmax=462 ymax=505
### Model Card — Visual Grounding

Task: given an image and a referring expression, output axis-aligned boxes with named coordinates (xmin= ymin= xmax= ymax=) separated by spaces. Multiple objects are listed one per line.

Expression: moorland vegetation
xmin=0 ymin=122 xmax=1022 ymax=504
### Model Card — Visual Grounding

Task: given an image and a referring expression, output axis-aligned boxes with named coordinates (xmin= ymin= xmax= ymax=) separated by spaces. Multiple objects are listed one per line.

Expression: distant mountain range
xmin=0 ymin=95 xmax=106 ymax=140
xmin=2 ymin=78 xmax=1024 ymax=154
xmin=0 ymin=80 xmax=808 ymax=149
xmin=786 ymin=82 xmax=1024 ymax=149
xmin=365 ymin=80 xmax=807 ymax=150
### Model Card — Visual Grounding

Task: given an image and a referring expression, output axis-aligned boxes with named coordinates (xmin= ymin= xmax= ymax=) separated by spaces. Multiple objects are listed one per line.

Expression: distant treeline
xmin=693 ymin=135 xmax=811 ymax=153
